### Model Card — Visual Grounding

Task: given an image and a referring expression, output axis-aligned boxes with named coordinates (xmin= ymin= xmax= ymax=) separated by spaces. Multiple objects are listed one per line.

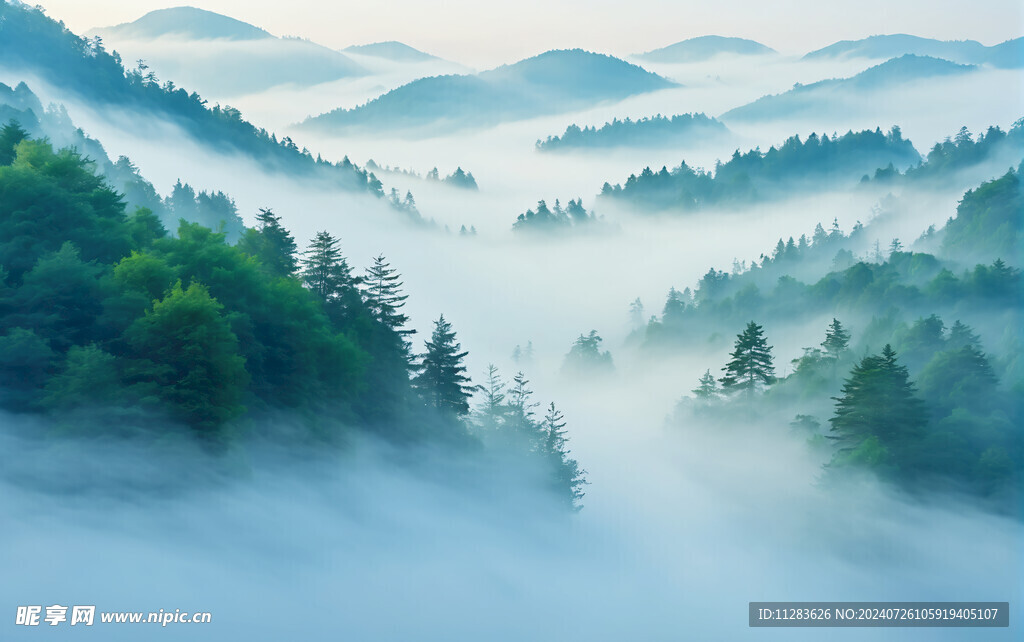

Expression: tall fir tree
xmin=300 ymin=231 xmax=357 ymax=302
xmin=720 ymin=321 xmax=775 ymax=396
xmin=828 ymin=345 xmax=927 ymax=472
xmin=414 ymin=315 xmax=474 ymax=417
xmin=692 ymin=369 xmax=720 ymax=399
xmin=362 ymin=254 xmax=414 ymax=353
xmin=474 ymin=364 xmax=507 ymax=431
xmin=238 ymin=207 xmax=298 ymax=277
xmin=821 ymin=318 xmax=851 ymax=360
xmin=540 ymin=402 xmax=587 ymax=510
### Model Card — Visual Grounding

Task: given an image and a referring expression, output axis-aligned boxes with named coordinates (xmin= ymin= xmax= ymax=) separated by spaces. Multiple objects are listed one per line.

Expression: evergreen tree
xmin=692 ymin=369 xmax=719 ymax=399
xmin=505 ymin=371 xmax=539 ymax=436
xmin=362 ymin=254 xmax=415 ymax=354
xmin=0 ymin=120 xmax=29 ymax=165
xmin=828 ymin=345 xmax=927 ymax=472
xmin=562 ymin=330 xmax=613 ymax=374
xmin=821 ymin=318 xmax=851 ymax=360
xmin=414 ymin=315 xmax=474 ymax=417
xmin=474 ymin=364 xmax=507 ymax=431
xmin=300 ymin=231 xmax=357 ymax=302
xmin=629 ymin=297 xmax=645 ymax=328
xmin=662 ymin=287 xmax=686 ymax=326
xmin=540 ymin=402 xmax=587 ymax=510
xmin=238 ymin=208 xmax=298 ymax=277
xmin=720 ymin=321 xmax=775 ymax=396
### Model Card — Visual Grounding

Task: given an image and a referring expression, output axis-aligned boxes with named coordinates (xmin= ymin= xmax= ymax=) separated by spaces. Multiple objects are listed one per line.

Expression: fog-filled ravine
xmin=1 ymin=1 xmax=1022 ymax=640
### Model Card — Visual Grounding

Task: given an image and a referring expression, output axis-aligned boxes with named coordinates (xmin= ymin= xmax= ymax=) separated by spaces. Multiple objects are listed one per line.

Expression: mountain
xmin=0 ymin=2 xmax=384 ymax=196
xmin=89 ymin=8 xmax=366 ymax=96
xmin=722 ymin=55 xmax=976 ymax=121
xmin=92 ymin=6 xmax=272 ymax=41
xmin=299 ymin=49 xmax=677 ymax=134
xmin=343 ymin=41 xmax=439 ymax=62
xmin=536 ymin=113 xmax=729 ymax=151
xmin=803 ymin=34 xmax=1023 ymax=68
xmin=636 ymin=36 xmax=776 ymax=63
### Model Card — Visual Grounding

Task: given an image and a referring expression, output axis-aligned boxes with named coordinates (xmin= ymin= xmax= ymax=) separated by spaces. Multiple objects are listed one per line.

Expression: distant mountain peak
xmin=637 ymin=36 xmax=776 ymax=62
xmin=342 ymin=41 xmax=439 ymax=62
xmin=92 ymin=6 xmax=273 ymax=41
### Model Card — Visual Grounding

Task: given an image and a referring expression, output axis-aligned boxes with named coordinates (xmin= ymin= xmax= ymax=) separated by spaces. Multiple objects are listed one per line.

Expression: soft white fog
xmin=1 ymin=3 xmax=1022 ymax=640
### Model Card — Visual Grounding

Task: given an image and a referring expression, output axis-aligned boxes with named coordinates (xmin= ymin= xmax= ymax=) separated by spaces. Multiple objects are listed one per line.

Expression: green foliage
xmin=414 ymin=315 xmax=474 ymax=418
xmin=942 ymin=169 xmax=1021 ymax=262
xmin=125 ymin=281 xmax=248 ymax=433
xmin=601 ymin=127 xmax=919 ymax=212
xmin=562 ymin=330 xmax=614 ymax=375
xmin=470 ymin=367 xmax=587 ymax=509
xmin=720 ymin=321 xmax=775 ymax=396
xmin=513 ymin=198 xmax=595 ymax=233
xmin=0 ymin=139 xmax=132 ymax=280
xmin=537 ymin=113 xmax=727 ymax=151
xmin=237 ymin=208 xmax=298 ymax=277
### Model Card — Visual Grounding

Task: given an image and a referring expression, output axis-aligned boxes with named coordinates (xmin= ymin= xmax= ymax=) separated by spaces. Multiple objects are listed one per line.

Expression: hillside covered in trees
xmin=0 ymin=2 xmax=391 ymax=196
xmin=0 ymin=124 xmax=587 ymax=509
xmin=600 ymin=126 xmax=920 ymax=212
xmin=536 ymin=114 xmax=728 ymax=151
xmin=643 ymin=169 xmax=1022 ymax=510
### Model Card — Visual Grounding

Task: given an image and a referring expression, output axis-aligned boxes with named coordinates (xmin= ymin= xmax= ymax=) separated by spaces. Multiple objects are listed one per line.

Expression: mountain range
xmin=299 ymin=49 xmax=677 ymax=134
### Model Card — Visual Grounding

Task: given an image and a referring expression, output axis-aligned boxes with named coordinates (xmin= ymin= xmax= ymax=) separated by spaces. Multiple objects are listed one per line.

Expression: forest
xmin=0 ymin=122 xmax=586 ymax=508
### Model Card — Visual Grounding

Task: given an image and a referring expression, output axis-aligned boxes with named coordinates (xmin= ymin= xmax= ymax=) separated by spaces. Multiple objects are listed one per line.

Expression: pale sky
xmin=33 ymin=0 xmax=1024 ymax=68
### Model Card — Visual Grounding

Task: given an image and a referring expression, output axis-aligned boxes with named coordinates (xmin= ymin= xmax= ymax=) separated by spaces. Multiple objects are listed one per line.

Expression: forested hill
xmin=862 ymin=121 xmax=1024 ymax=186
xmin=536 ymin=114 xmax=728 ymax=151
xmin=298 ymin=49 xmax=676 ymax=134
xmin=722 ymin=55 xmax=976 ymax=122
xmin=0 ymin=81 xmax=251 ymax=238
xmin=0 ymin=2 xmax=381 ymax=195
xmin=599 ymin=127 xmax=919 ymax=212
xmin=0 ymin=126 xmax=587 ymax=508
xmin=640 ymin=170 xmax=1022 ymax=511
xmin=803 ymin=34 xmax=1023 ymax=68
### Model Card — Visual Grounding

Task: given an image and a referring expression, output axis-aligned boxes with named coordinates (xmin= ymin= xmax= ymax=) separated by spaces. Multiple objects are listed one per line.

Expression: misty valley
xmin=0 ymin=1 xmax=1021 ymax=640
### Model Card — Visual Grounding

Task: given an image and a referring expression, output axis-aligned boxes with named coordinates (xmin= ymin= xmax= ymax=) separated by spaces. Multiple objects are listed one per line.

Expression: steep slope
xmin=636 ymin=36 xmax=776 ymax=63
xmin=299 ymin=49 xmax=676 ymax=134
xmin=722 ymin=55 xmax=976 ymax=121
xmin=0 ymin=2 xmax=383 ymax=196
xmin=804 ymin=34 xmax=1021 ymax=67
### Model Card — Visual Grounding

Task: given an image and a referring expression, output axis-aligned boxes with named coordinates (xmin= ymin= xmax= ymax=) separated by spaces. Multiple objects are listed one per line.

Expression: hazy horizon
xmin=32 ymin=0 xmax=1024 ymax=67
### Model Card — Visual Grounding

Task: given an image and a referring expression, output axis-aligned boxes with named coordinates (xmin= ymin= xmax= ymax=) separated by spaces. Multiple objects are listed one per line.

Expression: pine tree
xmin=692 ymin=369 xmax=719 ymax=399
xmin=0 ymin=120 xmax=29 ymax=165
xmin=720 ymin=321 xmax=775 ymax=396
xmin=362 ymin=254 xmax=415 ymax=353
xmin=629 ymin=297 xmax=645 ymax=328
xmin=662 ymin=287 xmax=686 ymax=326
xmin=300 ymin=231 xmax=357 ymax=302
xmin=821 ymin=318 xmax=851 ymax=360
xmin=238 ymin=208 xmax=298 ymax=277
xmin=540 ymin=402 xmax=587 ymax=510
xmin=414 ymin=315 xmax=474 ymax=417
xmin=505 ymin=371 xmax=540 ymax=436
xmin=828 ymin=345 xmax=927 ymax=471
xmin=474 ymin=364 xmax=507 ymax=431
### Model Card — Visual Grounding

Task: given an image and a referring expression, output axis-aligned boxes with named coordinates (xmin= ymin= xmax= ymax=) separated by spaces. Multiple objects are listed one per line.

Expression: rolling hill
xmin=722 ymin=55 xmax=976 ymax=121
xmin=89 ymin=7 xmax=366 ymax=95
xmin=636 ymin=36 xmax=776 ymax=63
xmin=91 ymin=6 xmax=272 ymax=41
xmin=343 ymin=41 xmax=440 ymax=62
xmin=804 ymin=34 xmax=1023 ymax=68
xmin=299 ymin=49 xmax=677 ymax=134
